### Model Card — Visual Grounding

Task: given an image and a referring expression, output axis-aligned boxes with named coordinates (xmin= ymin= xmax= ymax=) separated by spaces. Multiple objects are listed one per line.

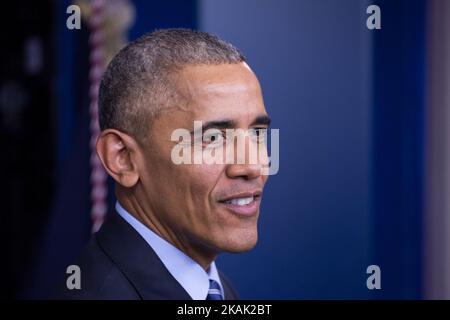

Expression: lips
xmin=219 ymin=190 xmax=262 ymax=202
xmin=218 ymin=191 xmax=262 ymax=216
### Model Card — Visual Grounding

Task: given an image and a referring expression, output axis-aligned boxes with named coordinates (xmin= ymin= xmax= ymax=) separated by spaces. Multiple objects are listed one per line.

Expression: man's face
xmin=137 ymin=62 xmax=269 ymax=255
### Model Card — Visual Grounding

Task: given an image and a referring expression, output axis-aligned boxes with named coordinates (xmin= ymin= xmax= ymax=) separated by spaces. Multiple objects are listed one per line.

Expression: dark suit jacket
xmin=57 ymin=212 xmax=239 ymax=300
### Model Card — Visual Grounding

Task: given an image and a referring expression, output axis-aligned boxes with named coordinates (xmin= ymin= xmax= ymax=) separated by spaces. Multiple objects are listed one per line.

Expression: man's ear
xmin=96 ymin=129 xmax=140 ymax=188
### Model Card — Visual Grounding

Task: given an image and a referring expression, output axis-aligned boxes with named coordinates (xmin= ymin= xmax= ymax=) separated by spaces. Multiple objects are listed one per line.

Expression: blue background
xmin=25 ymin=0 xmax=425 ymax=299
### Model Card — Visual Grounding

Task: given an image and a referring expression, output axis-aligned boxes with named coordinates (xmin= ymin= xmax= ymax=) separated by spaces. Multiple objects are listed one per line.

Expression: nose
xmin=225 ymin=132 xmax=267 ymax=180
xmin=226 ymin=163 xmax=262 ymax=180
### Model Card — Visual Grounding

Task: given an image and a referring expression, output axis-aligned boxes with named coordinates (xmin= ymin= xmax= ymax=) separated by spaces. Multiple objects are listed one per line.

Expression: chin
xmin=219 ymin=229 xmax=258 ymax=253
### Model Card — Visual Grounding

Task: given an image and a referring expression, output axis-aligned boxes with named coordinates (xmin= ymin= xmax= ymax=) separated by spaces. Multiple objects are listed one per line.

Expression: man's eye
xmin=250 ymin=128 xmax=267 ymax=143
xmin=203 ymin=130 xmax=225 ymax=145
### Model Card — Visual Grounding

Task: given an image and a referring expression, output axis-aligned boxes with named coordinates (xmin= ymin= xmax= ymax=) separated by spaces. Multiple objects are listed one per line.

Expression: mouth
xmin=218 ymin=191 xmax=262 ymax=217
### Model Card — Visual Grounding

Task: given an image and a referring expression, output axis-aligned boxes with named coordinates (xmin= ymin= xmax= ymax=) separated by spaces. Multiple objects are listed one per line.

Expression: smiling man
xmin=60 ymin=29 xmax=270 ymax=300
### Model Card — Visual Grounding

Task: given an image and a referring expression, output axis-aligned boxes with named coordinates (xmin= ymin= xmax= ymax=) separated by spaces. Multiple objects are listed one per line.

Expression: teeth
xmin=226 ymin=196 xmax=254 ymax=206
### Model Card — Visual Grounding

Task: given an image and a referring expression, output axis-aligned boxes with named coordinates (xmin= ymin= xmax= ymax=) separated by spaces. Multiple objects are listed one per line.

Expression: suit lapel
xmin=219 ymin=271 xmax=239 ymax=300
xmin=95 ymin=213 xmax=192 ymax=300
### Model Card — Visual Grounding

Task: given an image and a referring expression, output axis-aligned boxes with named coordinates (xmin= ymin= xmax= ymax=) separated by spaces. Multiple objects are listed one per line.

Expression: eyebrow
xmin=191 ymin=114 xmax=271 ymax=134
xmin=201 ymin=119 xmax=237 ymax=132
xmin=250 ymin=114 xmax=271 ymax=127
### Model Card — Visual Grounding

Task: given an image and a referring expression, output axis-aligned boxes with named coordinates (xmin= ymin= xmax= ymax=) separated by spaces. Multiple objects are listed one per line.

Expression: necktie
xmin=206 ymin=279 xmax=223 ymax=300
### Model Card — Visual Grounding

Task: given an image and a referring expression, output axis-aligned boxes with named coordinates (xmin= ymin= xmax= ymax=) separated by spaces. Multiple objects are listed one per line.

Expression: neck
xmin=116 ymin=189 xmax=217 ymax=271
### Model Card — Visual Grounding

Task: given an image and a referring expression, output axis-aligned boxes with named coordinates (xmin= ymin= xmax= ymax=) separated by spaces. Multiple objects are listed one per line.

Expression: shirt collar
xmin=115 ymin=201 xmax=224 ymax=300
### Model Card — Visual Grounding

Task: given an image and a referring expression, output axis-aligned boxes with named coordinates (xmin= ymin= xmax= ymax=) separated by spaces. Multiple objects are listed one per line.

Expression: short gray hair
xmin=98 ymin=28 xmax=246 ymax=140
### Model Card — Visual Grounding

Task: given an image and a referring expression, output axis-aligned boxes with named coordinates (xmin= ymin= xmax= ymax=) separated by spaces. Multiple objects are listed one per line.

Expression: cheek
xmin=168 ymin=165 xmax=226 ymax=234
xmin=142 ymin=142 xmax=225 ymax=215
xmin=180 ymin=164 xmax=224 ymax=204
xmin=147 ymin=155 xmax=224 ymax=204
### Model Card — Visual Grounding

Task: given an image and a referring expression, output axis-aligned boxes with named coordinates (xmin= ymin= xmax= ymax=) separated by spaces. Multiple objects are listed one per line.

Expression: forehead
xmin=173 ymin=63 xmax=266 ymax=123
